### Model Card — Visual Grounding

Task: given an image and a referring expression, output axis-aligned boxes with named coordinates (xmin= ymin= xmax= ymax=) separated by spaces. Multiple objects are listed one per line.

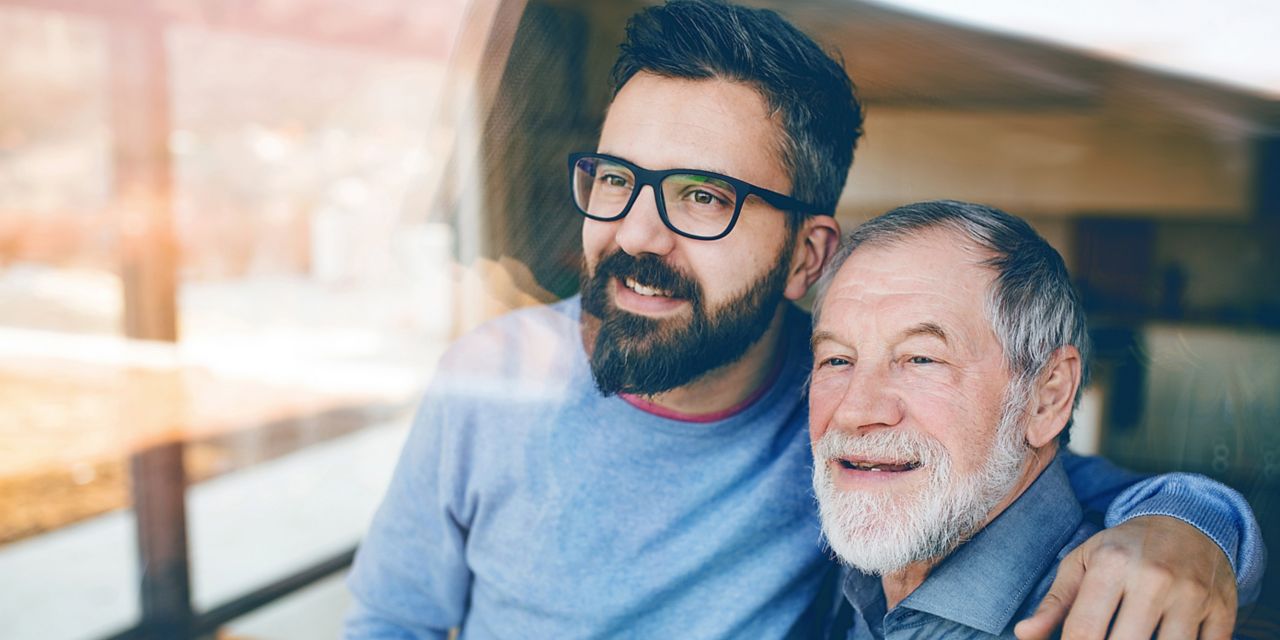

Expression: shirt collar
xmin=838 ymin=569 xmax=888 ymax=639
xmin=841 ymin=454 xmax=1083 ymax=637
xmin=903 ymin=455 xmax=1083 ymax=634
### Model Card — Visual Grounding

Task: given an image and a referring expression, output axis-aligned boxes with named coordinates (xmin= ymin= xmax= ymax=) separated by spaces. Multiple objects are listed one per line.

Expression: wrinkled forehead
xmin=821 ymin=230 xmax=999 ymax=334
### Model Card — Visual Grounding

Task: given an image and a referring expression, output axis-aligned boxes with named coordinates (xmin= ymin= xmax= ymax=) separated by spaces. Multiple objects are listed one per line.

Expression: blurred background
xmin=0 ymin=0 xmax=1276 ymax=638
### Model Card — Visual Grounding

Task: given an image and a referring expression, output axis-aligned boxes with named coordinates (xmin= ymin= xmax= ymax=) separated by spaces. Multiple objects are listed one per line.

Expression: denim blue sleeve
xmin=343 ymin=389 xmax=469 ymax=639
xmin=1060 ymin=449 xmax=1148 ymax=512
xmin=1061 ymin=450 xmax=1266 ymax=605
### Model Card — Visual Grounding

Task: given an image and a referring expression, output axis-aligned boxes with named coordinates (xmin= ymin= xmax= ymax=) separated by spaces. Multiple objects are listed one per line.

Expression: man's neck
xmin=881 ymin=561 xmax=936 ymax=610
xmin=638 ymin=305 xmax=789 ymax=415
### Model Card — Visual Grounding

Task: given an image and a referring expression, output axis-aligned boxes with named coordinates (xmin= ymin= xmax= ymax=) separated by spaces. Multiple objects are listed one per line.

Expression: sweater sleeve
xmin=1061 ymin=450 xmax=1266 ymax=605
xmin=343 ymin=386 xmax=471 ymax=639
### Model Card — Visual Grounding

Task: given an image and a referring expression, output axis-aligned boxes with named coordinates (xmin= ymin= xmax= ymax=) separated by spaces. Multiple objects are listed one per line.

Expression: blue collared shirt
xmin=833 ymin=456 xmax=1099 ymax=639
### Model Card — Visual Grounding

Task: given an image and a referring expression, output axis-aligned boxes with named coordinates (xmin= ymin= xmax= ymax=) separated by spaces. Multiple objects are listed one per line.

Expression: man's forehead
xmin=818 ymin=232 xmax=996 ymax=337
xmin=845 ymin=230 xmax=995 ymax=289
xmin=598 ymin=73 xmax=789 ymax=186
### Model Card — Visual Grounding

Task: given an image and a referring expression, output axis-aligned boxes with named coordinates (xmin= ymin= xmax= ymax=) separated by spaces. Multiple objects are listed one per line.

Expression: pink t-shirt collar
xmin=618 ymin=345 xmax=788 ymax=423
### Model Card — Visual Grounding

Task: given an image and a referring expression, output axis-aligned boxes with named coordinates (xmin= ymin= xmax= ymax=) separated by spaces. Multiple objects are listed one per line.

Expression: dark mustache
xmin=594 ymin=251 xmax=699 ymax=300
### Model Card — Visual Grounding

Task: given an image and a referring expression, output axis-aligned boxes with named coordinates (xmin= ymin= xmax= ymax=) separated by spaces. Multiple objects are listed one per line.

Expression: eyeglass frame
xmin=567 ymin=152 xmax=829 ymax=241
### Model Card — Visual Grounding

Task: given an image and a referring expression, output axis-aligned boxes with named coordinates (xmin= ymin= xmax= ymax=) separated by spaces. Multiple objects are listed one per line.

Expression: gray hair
xmin=813 ymin=200 xmax=1090 ymax=442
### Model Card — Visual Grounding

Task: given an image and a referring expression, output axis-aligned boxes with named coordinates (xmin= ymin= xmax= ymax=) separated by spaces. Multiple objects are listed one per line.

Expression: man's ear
xmin=784 ymin=215 xmax=841 ymax=301
xmin=1026 ymin=345 xmax=1083 ymax=448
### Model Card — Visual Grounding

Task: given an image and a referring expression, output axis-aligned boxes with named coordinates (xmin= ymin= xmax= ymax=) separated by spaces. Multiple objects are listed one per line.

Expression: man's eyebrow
xmin=810 ymin=330 xmax=839 ymax=351
xmin=900 ymin=322 xmax=948 ymax=344
xmin=595 ymin=151 xmax=732 ymax=176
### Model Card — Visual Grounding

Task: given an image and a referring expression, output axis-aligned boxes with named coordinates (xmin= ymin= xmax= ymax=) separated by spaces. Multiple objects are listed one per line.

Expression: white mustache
xmin=813 ymin=428 xmax=949 ymax=470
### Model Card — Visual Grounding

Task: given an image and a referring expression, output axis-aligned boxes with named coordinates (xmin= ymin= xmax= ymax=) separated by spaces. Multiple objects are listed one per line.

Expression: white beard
xmin=811 ymin=404 xmax=1030 ymax=576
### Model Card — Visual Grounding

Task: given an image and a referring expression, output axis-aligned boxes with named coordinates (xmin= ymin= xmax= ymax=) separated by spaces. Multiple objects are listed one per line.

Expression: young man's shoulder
xmin=432 ymin=297 xmax=583 ymax=399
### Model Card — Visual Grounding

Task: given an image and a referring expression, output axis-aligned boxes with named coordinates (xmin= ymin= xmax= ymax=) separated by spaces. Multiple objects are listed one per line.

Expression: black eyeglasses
xmin=568 ymin=152 xmax=826 ymax=241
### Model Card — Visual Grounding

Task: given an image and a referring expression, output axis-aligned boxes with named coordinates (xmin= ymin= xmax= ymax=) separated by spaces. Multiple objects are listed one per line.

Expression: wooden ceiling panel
xmin=777 ymin=0 xmax=1108 ymax=107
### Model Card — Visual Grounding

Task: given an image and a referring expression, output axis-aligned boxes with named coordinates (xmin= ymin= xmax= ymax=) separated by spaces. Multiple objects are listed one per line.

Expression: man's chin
xmin=815 ymin=471 xmax=945 ymax=574
xmin=587 ymin=329 xmax=700 ymax=397
xmin=821 ymin=511 xmax=947 ymax=576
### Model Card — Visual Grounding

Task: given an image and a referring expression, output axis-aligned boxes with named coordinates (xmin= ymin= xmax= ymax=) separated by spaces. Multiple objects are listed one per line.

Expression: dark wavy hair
xmin=610 ymin=0 xmax=864 ymax=216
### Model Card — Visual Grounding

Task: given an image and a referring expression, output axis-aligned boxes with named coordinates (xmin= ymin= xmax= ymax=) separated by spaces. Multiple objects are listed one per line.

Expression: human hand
xmin=1014 ymin=515 xmax=1237 ymax=640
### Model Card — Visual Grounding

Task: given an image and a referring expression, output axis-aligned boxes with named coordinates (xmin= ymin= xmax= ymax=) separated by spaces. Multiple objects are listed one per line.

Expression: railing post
xmin=105 ymin=5 xmax=193 ymax=638
xmin=129 ymin=442 xmax=194 ymax=638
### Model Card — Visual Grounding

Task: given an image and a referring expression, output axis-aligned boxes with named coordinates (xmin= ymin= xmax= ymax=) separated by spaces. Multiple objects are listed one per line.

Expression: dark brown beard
xmin=580 ymin=243 xmax=794 ymax=397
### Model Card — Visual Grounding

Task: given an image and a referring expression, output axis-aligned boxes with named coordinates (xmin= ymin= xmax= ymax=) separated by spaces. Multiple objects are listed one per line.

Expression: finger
xmin=1058 ymin=557 xmax=1126 ymax=640
xmin=1106 ymin=566 xmax=1174 ymax=640
xmin=1016 ymin=554 xmax=1085 ymax=640
xmin=1014 ymin=593 xmax=1066 ymax=640
xmin=1154 ymin=617 xmax=1200 ymax=640
xmin=1202 ymin=546 xmax=1238 ymax=640
xmin=1106 ymin=596 xmax=1165 ymax=640
xmin=1195 ymin=596 xmax=1236 ymax=640
xmin=1153 ymin=579 xmax=1224 ymax=640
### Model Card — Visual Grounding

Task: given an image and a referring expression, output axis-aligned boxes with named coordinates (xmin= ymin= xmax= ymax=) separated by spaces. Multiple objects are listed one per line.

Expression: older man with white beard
xmin=809 ymin=200 xmax=1238 ymax=639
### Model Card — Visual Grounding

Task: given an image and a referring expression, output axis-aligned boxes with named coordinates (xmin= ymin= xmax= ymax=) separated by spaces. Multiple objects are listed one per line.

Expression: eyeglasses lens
xmin=572 ymin=156 xmax=740 ymax=238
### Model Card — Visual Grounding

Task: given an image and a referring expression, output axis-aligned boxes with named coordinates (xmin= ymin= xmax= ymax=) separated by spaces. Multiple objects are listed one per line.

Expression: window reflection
xmin=0 ymin=2 xmax=472 ymax=638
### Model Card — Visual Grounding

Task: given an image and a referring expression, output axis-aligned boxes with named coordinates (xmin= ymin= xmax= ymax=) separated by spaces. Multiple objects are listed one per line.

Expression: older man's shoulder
xmin=1014 ymin=516 xmax=1102 ymax=631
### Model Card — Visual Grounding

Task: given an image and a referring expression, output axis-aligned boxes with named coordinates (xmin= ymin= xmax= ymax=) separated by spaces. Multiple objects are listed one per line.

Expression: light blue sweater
xmin=345 ymin=298 xmax=1263 ymax=639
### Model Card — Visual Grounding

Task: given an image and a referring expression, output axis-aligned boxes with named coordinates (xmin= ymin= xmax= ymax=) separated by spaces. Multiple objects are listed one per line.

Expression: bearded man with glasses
xmin=570 ymin=147 xmax=823 ymax=399
xmin=345 ymin=2 xmax=1264 ymax=639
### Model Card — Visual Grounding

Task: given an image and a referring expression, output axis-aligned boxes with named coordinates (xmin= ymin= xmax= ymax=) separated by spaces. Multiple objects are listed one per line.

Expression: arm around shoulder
xmin=1103 ymin=470 xmax=1265 ymax=603
xmin=1060 ymin=449 xmax=1265 ymax=600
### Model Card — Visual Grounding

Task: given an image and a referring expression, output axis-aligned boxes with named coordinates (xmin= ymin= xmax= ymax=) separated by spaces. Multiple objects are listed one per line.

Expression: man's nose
xmin=614 ymin=185 xmax=677 ymax=257
xmin=830 ymin=363 xmax=905 ymax=433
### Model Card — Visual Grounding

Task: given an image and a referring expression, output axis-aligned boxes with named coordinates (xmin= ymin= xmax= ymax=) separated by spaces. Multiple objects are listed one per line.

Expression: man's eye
xmin=907 ymin=355 xmax=936 ymax=365
xmin=690 ymin=189 xmax=726 ymax=205
xmin=600 ymin=174 xmax=630 ymax=188
xmin=819 ymin=356 xmax=851 ymax=368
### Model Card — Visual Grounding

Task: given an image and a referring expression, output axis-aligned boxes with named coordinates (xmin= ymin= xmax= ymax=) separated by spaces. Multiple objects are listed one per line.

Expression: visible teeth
xmin=838 ymin=459 xmax=921 ymax=472
xmin=625 ymin=277 xmax=672 ymax=297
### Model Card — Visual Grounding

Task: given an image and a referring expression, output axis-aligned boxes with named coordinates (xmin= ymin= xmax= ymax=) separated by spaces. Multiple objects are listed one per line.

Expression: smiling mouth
xmin=623 ymin=277 xmax=676 ymax=298
xmin=837 ymin=458 xmax=922 ymax=473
